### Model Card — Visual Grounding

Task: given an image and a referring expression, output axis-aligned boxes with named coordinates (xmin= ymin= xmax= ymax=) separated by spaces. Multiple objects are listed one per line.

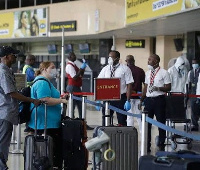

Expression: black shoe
xmin=86 ymin=125 xmax=94 ymax=130
xmin=191 ymin=127 xmax=199 ymax=131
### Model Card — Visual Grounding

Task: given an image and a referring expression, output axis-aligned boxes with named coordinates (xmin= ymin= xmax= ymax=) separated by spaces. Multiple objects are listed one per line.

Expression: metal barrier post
xmin=141 ymin=111 xmax=148 ymax=156
xmin=10 ymin=124 xmax=23 ymax=154
xmin=105 ymin=101 xmax=110 ymax=126
xmin=82 ymin=96 xmax=87 ymax=119
xmin=11 ymin=125 xmax=17 ymax=144
xmin=68 ymin=93 xmax=74 ymax=118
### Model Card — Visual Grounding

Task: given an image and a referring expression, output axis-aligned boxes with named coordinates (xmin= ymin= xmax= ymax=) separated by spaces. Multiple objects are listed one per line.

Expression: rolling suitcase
xmin=156 ymin=150 xmax=200 ymax=161
xmin=24 ymin=104 xmax=53 ymax=170
xmin=139 ymin=155 xmax=200 ymax=170
xmin=62 ymin=117 xmax=88 ymax=170
xmin=93 ymin=126 xmax=138 ymax=170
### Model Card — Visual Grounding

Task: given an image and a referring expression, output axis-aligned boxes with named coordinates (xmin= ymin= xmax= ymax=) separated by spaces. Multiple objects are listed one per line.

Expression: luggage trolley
xmin=164 ymin=92 xmax=192 ymax=150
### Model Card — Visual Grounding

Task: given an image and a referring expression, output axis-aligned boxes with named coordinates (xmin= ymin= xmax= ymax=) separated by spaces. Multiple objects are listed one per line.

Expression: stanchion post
xmin=82 ymin=96 xmax=87 ymax=119
xmin=68 ymin=93 xmax=74 ymax=118
xmin=105 ymin=101 xmax=110 ymax=126
xmin=11 ymin=125 xmax=17 ymax=144
xmin=10 ymin=124 xmax=23 ymax=154
xmin=141 ymin=111 xmax=148 ymax=156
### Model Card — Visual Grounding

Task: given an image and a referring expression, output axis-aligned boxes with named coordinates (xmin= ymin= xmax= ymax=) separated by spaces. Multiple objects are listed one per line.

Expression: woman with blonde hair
xmin=28 ymin=61 xmax=67 ymax=169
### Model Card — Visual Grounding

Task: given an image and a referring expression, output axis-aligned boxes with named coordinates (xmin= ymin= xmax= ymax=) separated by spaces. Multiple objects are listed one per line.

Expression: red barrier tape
xmin=61 ymin=92 xmax=200 ymax=98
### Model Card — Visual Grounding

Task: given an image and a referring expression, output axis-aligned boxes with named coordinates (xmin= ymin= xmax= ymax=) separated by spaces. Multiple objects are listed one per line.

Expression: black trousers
xmin=102 ymin=93 xmax=127 ymax=126
xmin=144 ymin=95 xmax=166 ymax=149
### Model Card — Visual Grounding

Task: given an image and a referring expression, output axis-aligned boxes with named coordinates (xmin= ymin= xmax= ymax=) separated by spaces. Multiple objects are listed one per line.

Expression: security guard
xmin=98 ymin=50 xmax=134 ymax=126
xmin=140 ymin=54 xmax=171 ymax=152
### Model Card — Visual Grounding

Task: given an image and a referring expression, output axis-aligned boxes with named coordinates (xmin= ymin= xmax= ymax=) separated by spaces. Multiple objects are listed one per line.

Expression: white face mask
xmin=147 ymin=65 xmax=154 ymax=70
xmin=192 ymin=64 xmax=199 ymax=69
xmin=108 ymin=57 xmax=114 ymax=65
xmin=49 ymin=68 xmax=57 ymax=78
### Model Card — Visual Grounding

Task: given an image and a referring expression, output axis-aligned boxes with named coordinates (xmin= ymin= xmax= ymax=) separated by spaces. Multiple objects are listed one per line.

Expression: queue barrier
xmin=69 ymin=92 xmax=200 ymax=155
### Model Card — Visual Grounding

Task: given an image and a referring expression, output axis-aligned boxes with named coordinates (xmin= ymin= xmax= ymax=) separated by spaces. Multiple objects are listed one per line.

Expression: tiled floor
xmin=7 ymin=103 xmax=200 ymax=170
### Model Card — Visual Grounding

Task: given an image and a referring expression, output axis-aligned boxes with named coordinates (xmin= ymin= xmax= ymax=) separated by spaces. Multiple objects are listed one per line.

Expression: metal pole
xmin=61 ymin=27 xmax=65 ymax=94
xmin=141 ymin=112 xmax=148 ymax=156
xmin=105 ymin=101 xmax=110 ymax=126
xmin=82 ymin=96 xmax=87 ymax=119
xmin=11 ymin=125 xmax=17 ymax=144
xmin=68 ymin=93 xmax=74 ymax=118
xmin=10 ymin=124 xmax=23 ymax=154
xmin=111 ymin=35 xmax=116 ymax=50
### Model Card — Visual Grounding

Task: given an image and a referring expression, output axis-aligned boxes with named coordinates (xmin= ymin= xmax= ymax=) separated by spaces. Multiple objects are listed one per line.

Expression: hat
xmin=0 ymin=46 xmax=20 ymax=58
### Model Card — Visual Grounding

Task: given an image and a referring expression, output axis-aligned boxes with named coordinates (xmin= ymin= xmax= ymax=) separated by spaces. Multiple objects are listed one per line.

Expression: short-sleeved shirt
xmin=65 ymin=61 xmax=76 ymax=78
xmin=0 ymin=63 xmax=19 ymax=125
xmin=98 ymin=64 xmax=134 ymax=94
xmin=145 ymin=67 xmax=171 ymax=97
xmin=28 ymin=76 xmax=61 ymax=129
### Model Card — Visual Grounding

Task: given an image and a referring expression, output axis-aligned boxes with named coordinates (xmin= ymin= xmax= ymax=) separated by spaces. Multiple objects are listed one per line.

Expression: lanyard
xmin=150 ymin=67 xmax=160 ymax=84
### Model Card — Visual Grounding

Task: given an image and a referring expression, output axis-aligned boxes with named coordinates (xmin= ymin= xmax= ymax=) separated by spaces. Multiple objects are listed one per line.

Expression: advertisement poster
xmin=0 ymin=8 xmax=47 ymax=39
xmin=126 ymin=0 xmax=200 ymax=25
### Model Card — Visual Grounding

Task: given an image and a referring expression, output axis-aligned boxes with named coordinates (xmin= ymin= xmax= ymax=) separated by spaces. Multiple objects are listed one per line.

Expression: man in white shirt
xmin=98 ymin=50 xmax=134 ymax=126
xmin=190 ymin=59 xmax=200 ymax=131
xmin=140 ymin=54 xmax=171 ymax=152
xmin=65 ymin=52 xmax=87 ymax=119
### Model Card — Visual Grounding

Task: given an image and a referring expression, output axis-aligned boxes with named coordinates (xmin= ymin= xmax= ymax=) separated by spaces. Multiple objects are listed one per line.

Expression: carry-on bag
xmin=139 ymin=155 xmax=200 ymax=170
xmin=61 ymin=117 xmax=88 ymax=170
xmin=24 ymin=104 xmax=53 ymax=170
xmin=156 ymin=150 xmax=200 ymax=161
xmin=92 ymin=126 xmax=138 ymax=170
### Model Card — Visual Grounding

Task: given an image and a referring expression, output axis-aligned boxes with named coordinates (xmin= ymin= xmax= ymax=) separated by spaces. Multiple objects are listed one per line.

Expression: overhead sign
xmin=126 ymin=0 xmax=200 ymax=25
xmin=0 ymin=8 xmax=47 ymax=39
xmin=94 ymin=78 xmax=121 ymax=101
xmin=126 ymin=40 xmax=145 ymax=48
xmin=50 ymin=21 xmax=77 ymax=32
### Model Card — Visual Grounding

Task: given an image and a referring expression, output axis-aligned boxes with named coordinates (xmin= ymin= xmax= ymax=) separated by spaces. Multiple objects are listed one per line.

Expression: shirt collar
xmin=68 ymin=60 xmax=75 ymax=65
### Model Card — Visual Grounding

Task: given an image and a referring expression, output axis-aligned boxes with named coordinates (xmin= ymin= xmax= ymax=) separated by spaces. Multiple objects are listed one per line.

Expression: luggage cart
xmin=164 ymin=92 xmax=192 ymax=150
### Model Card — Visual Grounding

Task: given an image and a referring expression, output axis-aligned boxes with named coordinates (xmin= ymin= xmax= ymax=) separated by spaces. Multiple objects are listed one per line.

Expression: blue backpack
xmin=18 ymin=78 xmax=51 ymax=124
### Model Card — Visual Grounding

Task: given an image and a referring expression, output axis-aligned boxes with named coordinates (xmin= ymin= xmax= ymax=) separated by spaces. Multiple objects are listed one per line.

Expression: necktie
xmin=149 ymin=69 xmax=155 ymax=93
xmin=111 ymin=66 xmax=116 ymax=77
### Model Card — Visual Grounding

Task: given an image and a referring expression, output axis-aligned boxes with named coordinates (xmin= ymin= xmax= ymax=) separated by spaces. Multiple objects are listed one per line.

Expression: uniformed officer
xmin=140 ymin=54 xmax=171 ymax=152
xmin=98 ymin=50 xmax=134 ymax=126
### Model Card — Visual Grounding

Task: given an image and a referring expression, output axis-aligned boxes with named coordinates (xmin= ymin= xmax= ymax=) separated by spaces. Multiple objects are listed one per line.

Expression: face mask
xmin=192 ymin=64 xmax=199 ymax=69
xmin=108 ymin=57 xmax=113 ymax=65
xmin=147 ymin=65 xmax=154 ymax=70
xmin=49 ymin=68 xmax=57 ymax=78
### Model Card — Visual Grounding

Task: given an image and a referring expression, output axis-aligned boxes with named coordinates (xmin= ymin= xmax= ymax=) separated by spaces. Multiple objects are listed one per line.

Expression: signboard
xmin=0 ymin=8 xmax=47 ymax=39
xmin=126 ymin=0 xmax=200 ymax=25
xmin=14 ymin=73 xmax=26 ymax=90
xmin=125 ymin=39 xmax=145 ymax=48
xmin=94 ymin=78 xmax=121 ymax=101
xmin=50 ymin=21 xmax=77 ymax=32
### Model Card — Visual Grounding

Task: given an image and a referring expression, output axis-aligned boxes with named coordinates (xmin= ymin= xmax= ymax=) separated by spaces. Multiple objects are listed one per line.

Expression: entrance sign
xmin=94 ymin=78 xmax=121 ymax=101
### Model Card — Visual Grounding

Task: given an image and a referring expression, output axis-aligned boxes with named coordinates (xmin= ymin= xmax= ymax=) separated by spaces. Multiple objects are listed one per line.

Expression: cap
xmin=0 ymin=46 xmax=20 ymax=58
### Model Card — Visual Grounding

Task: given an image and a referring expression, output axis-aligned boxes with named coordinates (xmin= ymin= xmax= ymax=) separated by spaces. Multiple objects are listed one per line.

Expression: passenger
xmin=0 ymin=46 xmax=41 ymax=169
xmin=190 ymin=59 xmax=200 ymax=131
xmin=98 ymin=50 xmax=134 ymax=126
xmin=140 ymin=54 xmax=171 ymax=152
xmin=27 ymin=61 xmax=68 ymax=168
xmin=125 ymin=55 xmax=145 ymax=133
xmin=168 ymin=56 xmax=188 ymax=93
xmin=22 ymin=54 xmax=36 ymax=87
xmin=23 ymin=54 xmax=36 ymax=133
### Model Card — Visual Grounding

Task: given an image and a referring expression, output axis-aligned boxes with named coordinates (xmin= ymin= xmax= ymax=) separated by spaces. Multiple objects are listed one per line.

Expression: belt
xmin=147 ymin=95 xmax=165 ymax=99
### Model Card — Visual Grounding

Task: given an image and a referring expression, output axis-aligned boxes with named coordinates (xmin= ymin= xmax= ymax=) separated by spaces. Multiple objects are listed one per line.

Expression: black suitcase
xmin=24 ymin=104 xmax=53 ymax=170
xmin=62 ymin=117 xmax=88 ymax=170
xmin=139 ymin=155 xmax=200 ymax=170
xmin=93 ymin=126 xmax=138 ymax=170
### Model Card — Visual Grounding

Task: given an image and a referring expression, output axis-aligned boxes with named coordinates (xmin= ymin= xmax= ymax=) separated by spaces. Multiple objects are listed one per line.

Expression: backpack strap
xmin=32 ymin=78 xmax=51 ymax=89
